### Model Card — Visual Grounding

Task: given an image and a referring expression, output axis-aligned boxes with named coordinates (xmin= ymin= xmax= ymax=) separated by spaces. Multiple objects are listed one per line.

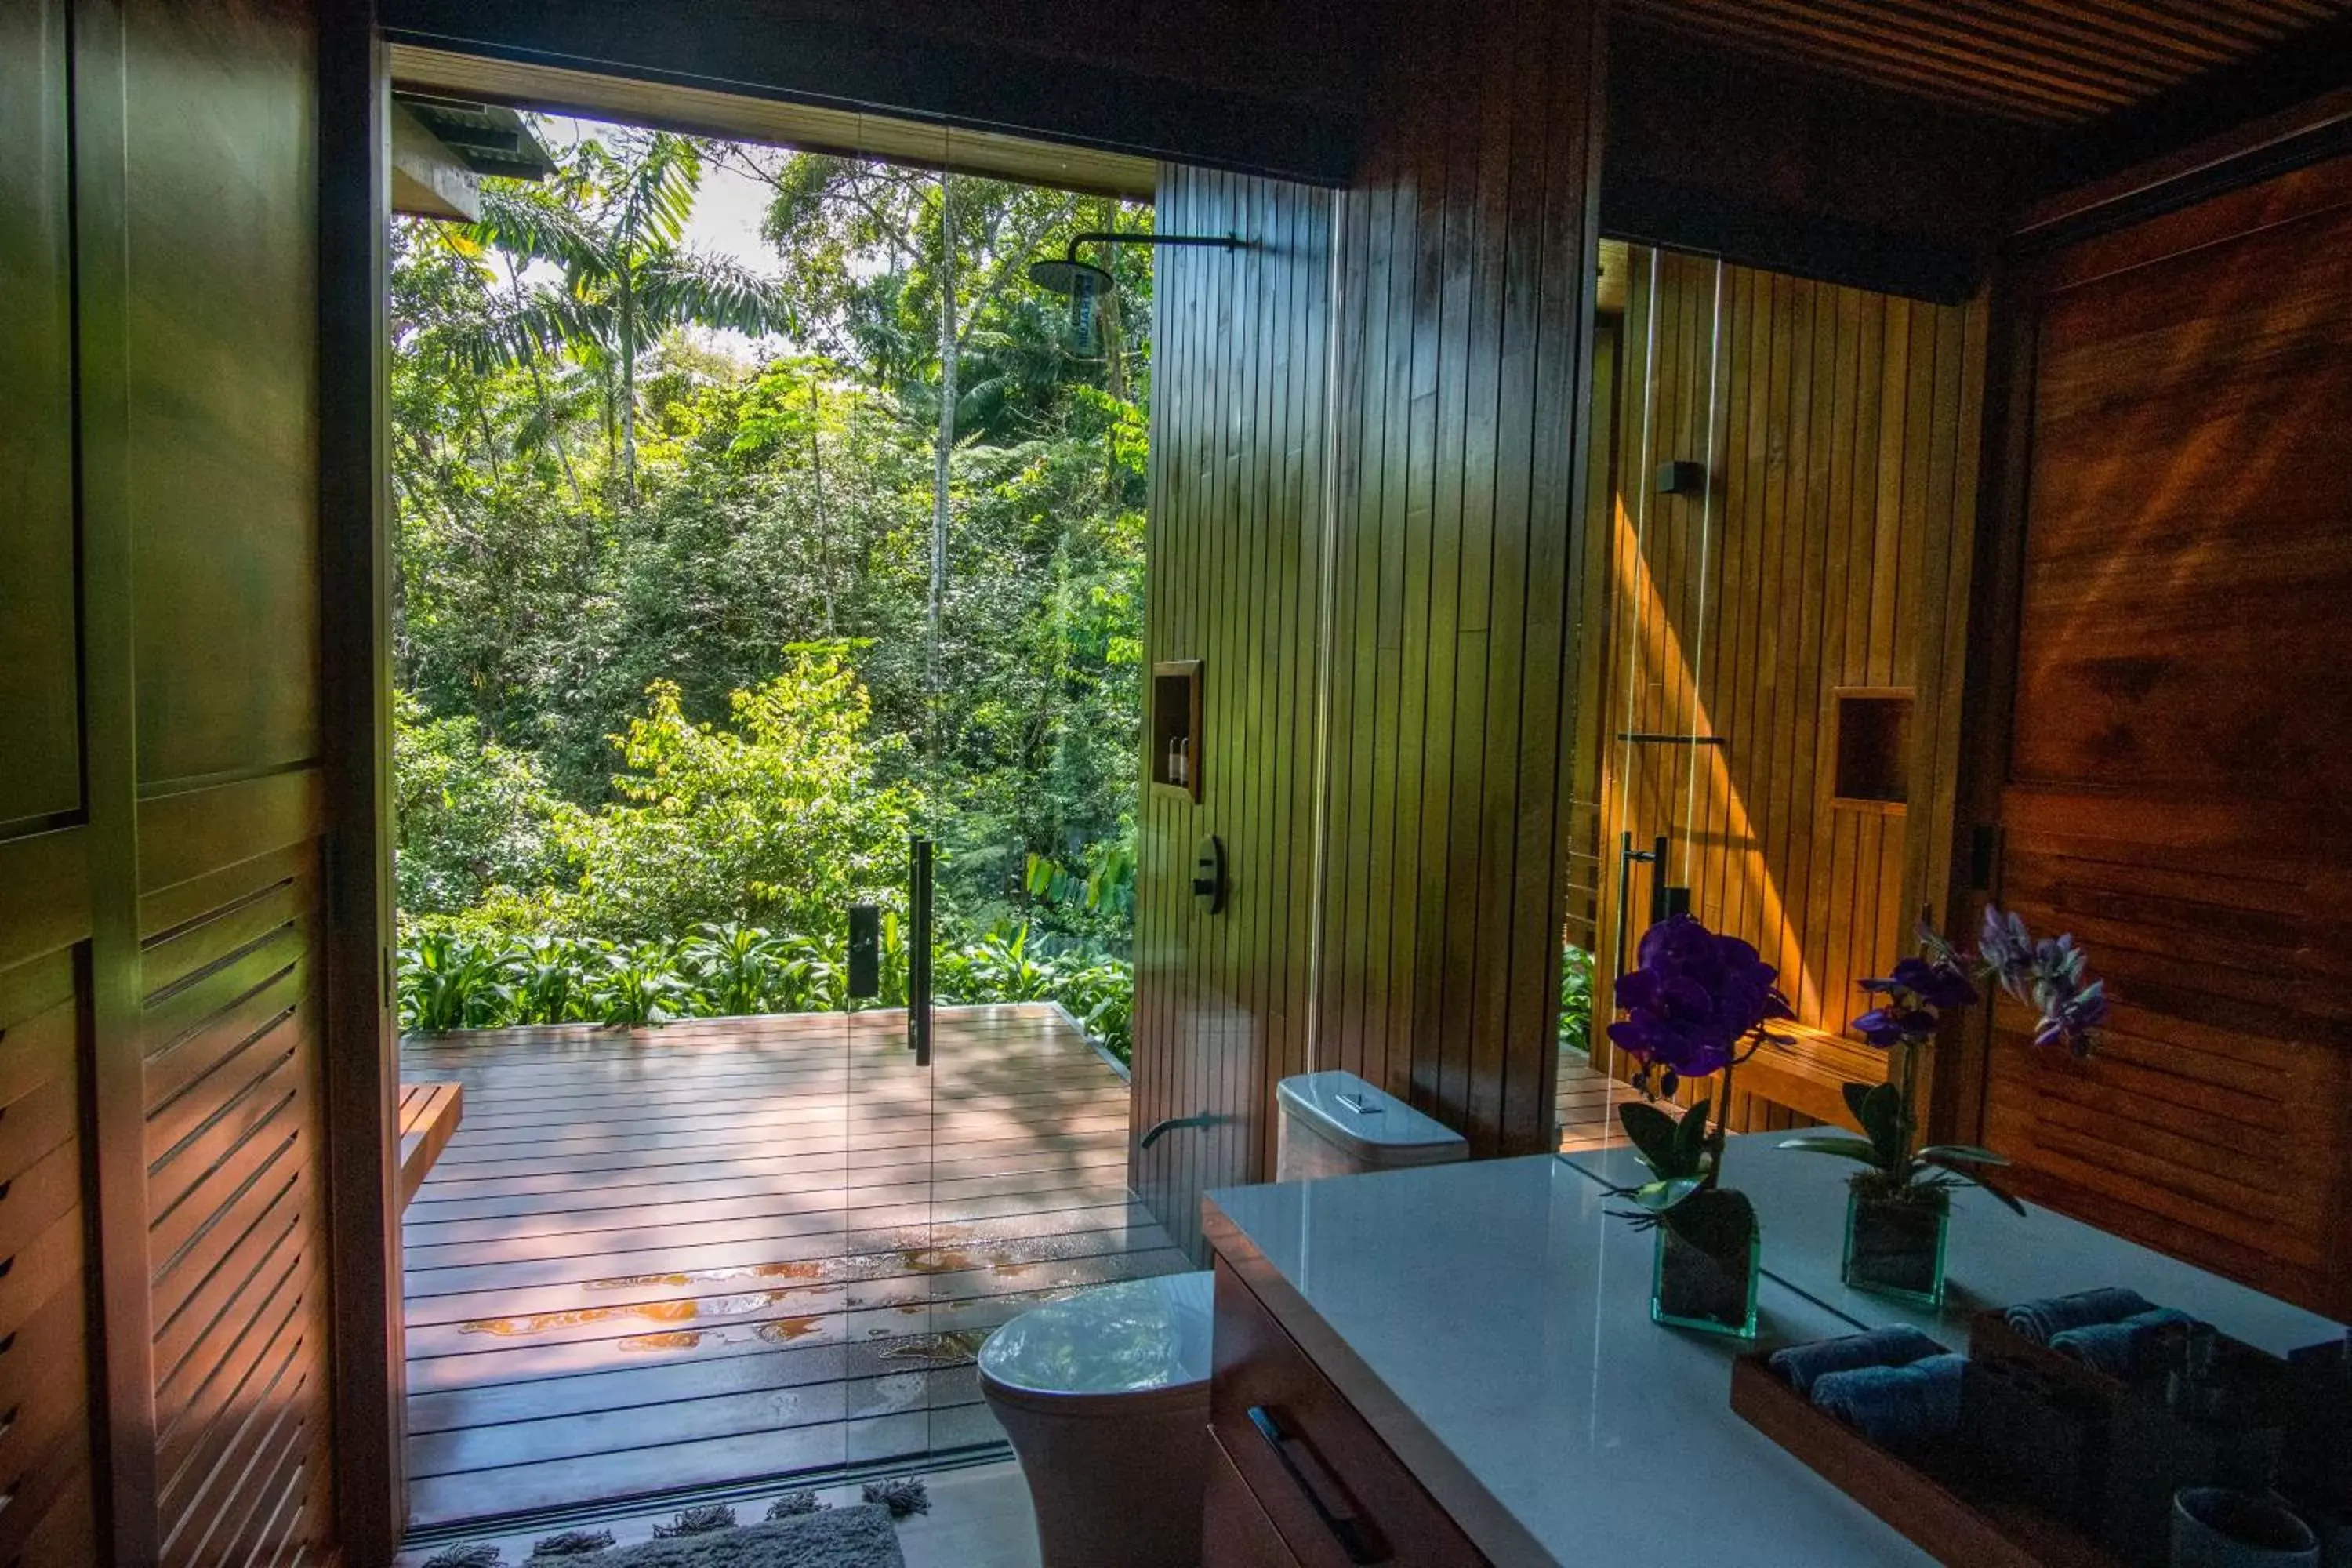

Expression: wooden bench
xmin=1563 ymin=1022 xmax=1888 ymax=1149
xmin=398 ymin=1082 xmax=464 ymax=1207
xmin=1737 ymin=1023 xmax=1887 ymax=1131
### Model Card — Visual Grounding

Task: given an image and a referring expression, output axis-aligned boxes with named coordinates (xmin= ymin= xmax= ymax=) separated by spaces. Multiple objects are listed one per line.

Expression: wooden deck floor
xmin=1555 ymin=1048 xmax=1638 ymax=1153
xmin=398 ymin=1004 xmax=1185 ymax=1531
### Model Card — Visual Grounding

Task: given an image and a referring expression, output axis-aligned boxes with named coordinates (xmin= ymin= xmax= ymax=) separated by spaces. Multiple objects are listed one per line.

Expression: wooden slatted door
xmin=1980 ymin=152 xmax=2352 ymax=1319
xmin=0 ymin=0 xmax=102 ymax=1558
xmin=0 ymin=0 xmax=386 ymax=1563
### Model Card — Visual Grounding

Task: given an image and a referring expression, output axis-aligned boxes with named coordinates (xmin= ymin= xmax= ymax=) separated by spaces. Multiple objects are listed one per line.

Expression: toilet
xmin=977 ymin=1269 xmax=1215 ymax=1568
xmin=978 ymin=1071 xmax=1465 ymax=1565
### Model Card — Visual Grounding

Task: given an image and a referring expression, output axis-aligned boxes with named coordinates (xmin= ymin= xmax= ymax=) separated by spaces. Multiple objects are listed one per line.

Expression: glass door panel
xmin=1585 ymin=245 xmax=1730 ymax=1095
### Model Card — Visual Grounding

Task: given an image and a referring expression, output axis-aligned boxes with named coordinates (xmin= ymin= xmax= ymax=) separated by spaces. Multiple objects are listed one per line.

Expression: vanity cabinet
xmin=1204 ymin=1261 xmax=1488 ymax=1566
xmin=1203 ymin=1432 xmax=1305 ymax=1567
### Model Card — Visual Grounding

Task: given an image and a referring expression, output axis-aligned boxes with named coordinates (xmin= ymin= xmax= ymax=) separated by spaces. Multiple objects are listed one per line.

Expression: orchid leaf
xmin=1915 ymin=1144 xmax=2009 ymax=1167
xmin=1662 ymin=1185 xmax=1757 ymax=1261
xmin=1618 ymin=1101 xmax=1693 ymax=1179
xmin=1852 ymin=1082 xmax=1905 ymax=1166
xmin=1621 ymin=1175 xmax=1706 ymax=1213
xmin=1919 ymin=1154 xmax=2029 ymax=1215
xmin=1777 ymin=1134 xmax=1881 ymax=1163
xmin=1672 ymin=1098 xmax=1714 ymax=1171
xmin=1840 ymin=1080 xmax=1875 ymax=1130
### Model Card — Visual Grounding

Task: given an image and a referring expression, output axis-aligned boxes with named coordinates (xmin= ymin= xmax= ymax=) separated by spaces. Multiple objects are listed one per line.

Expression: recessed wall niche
xmin=1150 ymin=659 xmax=1202 ymax=802
xmin=1831 ymin=688 xmax=1912 ymax=811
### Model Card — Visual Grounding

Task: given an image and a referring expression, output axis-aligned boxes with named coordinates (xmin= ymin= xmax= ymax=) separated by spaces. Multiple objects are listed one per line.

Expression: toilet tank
xmin=1275 ymin=1070 xmax=1468 ymax=1181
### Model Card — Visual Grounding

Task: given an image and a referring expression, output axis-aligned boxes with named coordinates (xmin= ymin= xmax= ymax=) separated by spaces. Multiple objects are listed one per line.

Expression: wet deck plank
xmin=1555 ymin=1048 xmax=1639 ymax=1153
xmin=400 ymin=1003 xmax=1178 ymax=1530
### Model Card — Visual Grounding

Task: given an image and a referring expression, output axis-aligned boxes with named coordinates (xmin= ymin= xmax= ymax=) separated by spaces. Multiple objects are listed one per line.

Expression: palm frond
xmin=612 ymin=133 xmax=702 ymax=255
xmin=637 ymin=252 xmax=796 ymax=339
xmin=473 ymin=187 xmax=614 ymax=283
xmin=456 ymin=289 xmax=613 ymax=373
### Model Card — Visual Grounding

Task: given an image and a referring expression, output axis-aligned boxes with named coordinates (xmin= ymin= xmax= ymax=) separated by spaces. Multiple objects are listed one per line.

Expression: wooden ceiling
xmin=389 ymin=44 xmax=1161 ymax=201
xmin=1620 ymin=0 xmax=2352 ymax=124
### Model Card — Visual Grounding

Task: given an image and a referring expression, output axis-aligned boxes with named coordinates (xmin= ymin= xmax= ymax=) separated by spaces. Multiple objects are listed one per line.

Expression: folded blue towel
xmin=2003 ymin=1287 xmax=2156 ymax=1345
xmin=1769 ymin=1326 xmax=1948 ymax=1395
xmin=1811 ymin=1354 xmax=1967 ymax=1447
xmin=2049 ymin=1306 xmax=2194 ymax=1377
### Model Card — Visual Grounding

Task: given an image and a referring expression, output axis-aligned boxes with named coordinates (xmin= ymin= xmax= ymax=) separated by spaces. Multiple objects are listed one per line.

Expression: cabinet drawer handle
xmin=1246 ymin=1405 xmax=1388 ymax=1564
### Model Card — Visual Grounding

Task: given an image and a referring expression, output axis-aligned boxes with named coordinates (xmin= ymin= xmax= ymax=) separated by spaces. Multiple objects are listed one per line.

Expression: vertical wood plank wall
xmin=1316 ymin=0 xmax=1602 ymax=1165
xmin=1133 ymin=172 xmax=1334 ymax=1256
xmin=1134 ymin=0 xmax=1603 ymax=1250
xmin=0 ymin=0 xmax=347 ymax=1562
xmin=1974 ymin=154 xmax=2352 ymax=1317
xmin=1588 ymin=249 xmax=1984 ymax=1127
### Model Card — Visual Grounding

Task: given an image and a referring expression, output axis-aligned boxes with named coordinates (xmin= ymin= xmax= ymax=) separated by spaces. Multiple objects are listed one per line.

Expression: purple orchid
xmin=1976 ymin=907 xmax=2106 ymax=1058
xmin=1851 ymin=908 xmax=2101 ymax=1058
xmin=1608 ymin=916 xmax=1792 ymax=1095
xmin=1851 ymin=950 xmax=1979 ymax=1048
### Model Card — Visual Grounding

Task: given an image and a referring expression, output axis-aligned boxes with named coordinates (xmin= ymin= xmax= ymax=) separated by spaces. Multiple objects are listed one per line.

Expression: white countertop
xmin=1560 ymin=1134 xmax=2347 ymax=1359
xmin=1206 ymin=1156 xmax=1934 ymax=1568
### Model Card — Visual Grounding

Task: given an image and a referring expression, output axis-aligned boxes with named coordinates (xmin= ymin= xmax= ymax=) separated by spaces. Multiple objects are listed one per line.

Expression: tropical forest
xmin=391 ymin=119 xmax=1150 ymax=1059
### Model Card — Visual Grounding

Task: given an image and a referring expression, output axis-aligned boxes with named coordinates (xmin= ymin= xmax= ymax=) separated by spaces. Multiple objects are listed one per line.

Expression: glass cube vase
xmin=1650 ymin=1220 xmax=1761 ymax=1341
xmin=1841 ymin=1189 xmax=1951 ymax=1308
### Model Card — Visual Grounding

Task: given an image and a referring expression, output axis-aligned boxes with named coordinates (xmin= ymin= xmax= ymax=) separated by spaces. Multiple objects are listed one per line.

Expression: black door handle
xmin=1246 ymin=1405 xmax=1388 ymax=1564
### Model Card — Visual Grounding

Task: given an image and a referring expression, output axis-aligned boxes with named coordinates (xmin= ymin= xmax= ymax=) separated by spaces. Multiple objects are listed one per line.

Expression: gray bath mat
xmin=557 ymin=1507 xmax=903 ymax=1568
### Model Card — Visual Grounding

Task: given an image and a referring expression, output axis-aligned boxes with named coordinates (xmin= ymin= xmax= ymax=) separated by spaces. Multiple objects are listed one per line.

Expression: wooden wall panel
xmin=1134 ymin=0 xmax=1605 ymax=1251
xmin=1588 ymin=250 xmax=1983 ymax=1129
xmin=1976 ymin=153 xmax=2352 ymax=1317
xmin=126 ymin=0 xmax=324 ymax=791
xmin=0 ymin=0 xmax=82 ymax=836
xmin=1133 ymin=172 xmax=1332 ymax=1256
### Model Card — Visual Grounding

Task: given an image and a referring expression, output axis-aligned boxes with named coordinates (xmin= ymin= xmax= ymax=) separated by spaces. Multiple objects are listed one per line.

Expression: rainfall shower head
xmin=1026 ymin=256 xmax=1116 ymax=298
xmin=1028 ymin=230 xmax=1247 ymax=355
xmin=1029 ymin=256 xmax=1116 ymax=355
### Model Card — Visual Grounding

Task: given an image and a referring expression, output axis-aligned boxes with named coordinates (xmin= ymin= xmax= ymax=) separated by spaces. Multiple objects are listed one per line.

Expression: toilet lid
xmin=978 ymin=1270 xmax=1214 ymax=1398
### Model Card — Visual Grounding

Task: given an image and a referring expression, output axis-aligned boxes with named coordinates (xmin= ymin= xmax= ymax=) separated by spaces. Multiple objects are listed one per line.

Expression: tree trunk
xmin=810 ymin=372 xmax=833 ymax=633
xmin=619 ymin=285 xmax=640 ymax=505
xmin=510 ymin=262 xmax=585 ymax=508
xmin=1098 ymin=197 xmax=1129 ymax=405
xmin=930 ymin=171 xmax=958 ymax=753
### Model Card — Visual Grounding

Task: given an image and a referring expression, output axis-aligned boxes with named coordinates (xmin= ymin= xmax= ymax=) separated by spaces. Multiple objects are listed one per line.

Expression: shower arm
xmin=1056 ymin=231 xmax=1247 ymax=267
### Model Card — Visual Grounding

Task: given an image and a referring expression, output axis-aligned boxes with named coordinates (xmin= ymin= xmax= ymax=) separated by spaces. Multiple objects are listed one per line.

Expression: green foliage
xmin=1024 ymin=837 xmax=1137 ymax=936
xmin=507 ymin=935 xmax=590 ymax=1025
xmin=394 ymin=692 xmax=573 ymax=916
xmin=394 ymin=125 xmax=1150 ymax=940
xmin=554 ymin=648 xmax=920 ymax=942
xmin=398 ymin=931 xmax=517 ymax=1033
xmin=393 ymin=923 xmax=1132 ymax=1061
xmin=1777 ymin=1080 xmax=2025 ymax=1214
xmin=677 ymin=923 xmax=837 ymax=1016
xmin=1558 ymin=943 xmax=1594 ymax=1056
xmin=583 ymin=942 xmax=690 ymax=1026
xmin=391 ymin=122 xmax=1150 ymax=1069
